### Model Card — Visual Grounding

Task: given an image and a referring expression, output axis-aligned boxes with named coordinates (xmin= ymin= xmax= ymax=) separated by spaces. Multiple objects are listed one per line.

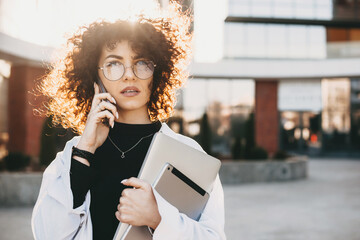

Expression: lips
xmin=121 ymin=86 xmax=140 ymax=97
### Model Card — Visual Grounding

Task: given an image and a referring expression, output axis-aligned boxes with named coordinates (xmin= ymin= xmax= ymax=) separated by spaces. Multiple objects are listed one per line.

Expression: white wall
xmin=190 ymin=58 xmax=360 ymax=79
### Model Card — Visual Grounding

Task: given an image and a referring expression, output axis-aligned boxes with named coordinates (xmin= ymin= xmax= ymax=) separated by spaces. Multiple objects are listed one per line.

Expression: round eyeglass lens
xmin=104 ymin=62 xmax=124 ymax=81
xmin=134 ymin=60 xmax=155 ymax=79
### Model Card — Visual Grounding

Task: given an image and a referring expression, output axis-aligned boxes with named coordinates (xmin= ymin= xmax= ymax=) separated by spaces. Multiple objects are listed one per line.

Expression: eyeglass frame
xmin=97 ymin=59 xmax=157 ymax=81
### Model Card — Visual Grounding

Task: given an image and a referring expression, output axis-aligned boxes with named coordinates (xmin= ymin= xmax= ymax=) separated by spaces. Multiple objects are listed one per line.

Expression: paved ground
xmin=1 ymin=159 xmax=359 ymax=240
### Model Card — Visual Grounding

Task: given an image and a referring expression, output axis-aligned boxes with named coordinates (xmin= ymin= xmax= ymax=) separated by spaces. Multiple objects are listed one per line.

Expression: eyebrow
xmin=104 ymin=54 xmax=143 ymax=60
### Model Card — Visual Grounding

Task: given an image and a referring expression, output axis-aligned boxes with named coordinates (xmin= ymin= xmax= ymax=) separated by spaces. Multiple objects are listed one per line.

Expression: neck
xmin=116 ymin=107 xmax=151 ymax=124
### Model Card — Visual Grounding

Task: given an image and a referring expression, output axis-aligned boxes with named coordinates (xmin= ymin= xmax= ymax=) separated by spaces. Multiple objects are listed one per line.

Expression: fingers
xmin=115 ymin=210 xmax=125 ymax=222
xmin=92 ymin=82 xmax=116 ymax=106
xmin=93 ymin=92 xmax=116 ymax=107
xmin=96 ymin=110 xmax=116 ymax=127
xmin=121 ymin=177 xmax=150 ymax=190
xmin=97 ymin=101 xmax=119 ymax=120
xmin=116 ymin=197 xmax=132 ymax=223
xmin=115 ymin=209 xmax=131 ymax=224
xmin=90 ymin=82 xmax=118 ymax=128
xmin=116 ymin=179 xmax=159 ymax=227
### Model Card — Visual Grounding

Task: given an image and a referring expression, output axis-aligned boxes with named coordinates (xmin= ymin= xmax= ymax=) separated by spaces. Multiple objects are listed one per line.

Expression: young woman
xmin=31 ymin=3 xmax=225 ymax=240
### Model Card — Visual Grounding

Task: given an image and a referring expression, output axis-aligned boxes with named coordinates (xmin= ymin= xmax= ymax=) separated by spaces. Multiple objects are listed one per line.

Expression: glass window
xmin=183 ymin=79 xmax=207 ymax=122
xmin=228 ymin=0 xmax=251 ymax=16
xmin=308 ymin=26 xmax=326 ymax=58
xmin=288 ymin=25 xmax=308 ymax=58
xmin=224 ymin=23 xmax=246 ymax=58
xmin=280 ymin=111 xmax=322 ymax=152
xmin=224 ymin=23 xmax=327 ymax=59
xmin=322 ymin=78 xmax=351 ymax=150
xmin=295 ymin=6 xmax=315 ymax=19
xmin=350 ymin=78 xmax=360 ymax=150
xmin=272 ymin=3 xmax=294 ymax=18
xmin=266 ymin=24 xmax=288 ymax=58
xmin=245 ymin=24 xmax=267 ymax=57
xmin=315 ymin=3 xmax=332 ymax=19
xmin=227 ymin=0 xmax=333 ymax=20
xmin=174 ymin=79 xmax=255 ymax=159
xmin=250 ymin=0 xmax=272 ymax=17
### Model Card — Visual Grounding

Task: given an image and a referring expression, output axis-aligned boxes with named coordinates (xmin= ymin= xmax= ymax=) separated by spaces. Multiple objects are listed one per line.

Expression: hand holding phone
xmin=97 ymin=78 xmax=112 ymax=127
xmin=74 ymin=81 xmax=118 ymax=156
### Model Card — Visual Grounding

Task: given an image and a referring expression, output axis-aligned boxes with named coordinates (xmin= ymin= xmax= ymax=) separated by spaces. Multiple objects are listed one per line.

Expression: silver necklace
xmin=107 ymin=133 xmax=154 ymax=159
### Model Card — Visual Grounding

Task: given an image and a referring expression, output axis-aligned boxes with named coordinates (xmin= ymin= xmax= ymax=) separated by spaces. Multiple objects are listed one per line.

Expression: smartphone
xmin=96 ymin=78 xmax=111 ymax=127
xmin=97 ymin=77 xmax=108 ymax=94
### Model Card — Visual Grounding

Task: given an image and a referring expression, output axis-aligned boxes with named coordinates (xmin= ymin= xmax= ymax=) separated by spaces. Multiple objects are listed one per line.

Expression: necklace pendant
xmin=121 ymin=153 xmax=125 ymax=158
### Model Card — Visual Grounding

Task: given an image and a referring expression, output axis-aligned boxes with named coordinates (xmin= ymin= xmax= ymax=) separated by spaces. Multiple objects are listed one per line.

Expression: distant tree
xmin=199 ymin=112 xmax=212 ymax=155
xmin=232 ymin=134 xmax=242 ymax=160
xmin=244 ymin=112 xmax=255 ymax=159
xmin=231 ymin=113 xmax=247 ymax=160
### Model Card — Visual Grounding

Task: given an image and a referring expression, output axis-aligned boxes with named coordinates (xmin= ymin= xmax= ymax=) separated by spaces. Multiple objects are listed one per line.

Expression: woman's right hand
xmin=75 ymin=83 xmax=118 ymax=162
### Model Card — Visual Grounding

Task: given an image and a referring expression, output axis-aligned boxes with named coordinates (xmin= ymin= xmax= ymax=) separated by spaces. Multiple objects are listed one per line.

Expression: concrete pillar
xmin=8 ymin=65 xmax=45 ymax=157
xmin=255 ymin=80 xmax=279 ymax=156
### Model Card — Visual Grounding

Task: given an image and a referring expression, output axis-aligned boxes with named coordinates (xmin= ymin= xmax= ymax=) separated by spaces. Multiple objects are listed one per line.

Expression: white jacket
xmin=31 ymin=123 xmax=226 ymax=240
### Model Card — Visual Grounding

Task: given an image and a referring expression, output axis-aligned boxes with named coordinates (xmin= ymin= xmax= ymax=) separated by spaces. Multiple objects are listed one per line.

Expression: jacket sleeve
xmin=31 ymin=137 xmax=93 ymax=240
xmin=152 ymin=175 xmax=226 ymax=240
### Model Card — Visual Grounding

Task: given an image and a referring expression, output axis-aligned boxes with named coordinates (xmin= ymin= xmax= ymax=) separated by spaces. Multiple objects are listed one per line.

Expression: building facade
xmin=0 ymin=0 xmax=360 ymax=161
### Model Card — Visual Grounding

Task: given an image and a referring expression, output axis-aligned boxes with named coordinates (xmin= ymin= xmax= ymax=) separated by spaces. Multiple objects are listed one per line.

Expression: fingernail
xmin=116 ymin=112 xmax=119 ymax=119
xmin=112 ymin=97 xmax=116 ymax=104
xmin=112 ymin=121 xmax=114 ymax=128
xmin=121 ymin=179 xmax=127 ymax=184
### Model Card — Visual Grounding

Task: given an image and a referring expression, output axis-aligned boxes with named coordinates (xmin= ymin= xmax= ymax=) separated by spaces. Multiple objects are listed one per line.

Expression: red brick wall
xmin=255 ymin=80 xmax=278 ymax=156
xmin=8 ymin=65 xmax=46 ymax=157
xmin=327 ymin=28 xmax=360 ymax=42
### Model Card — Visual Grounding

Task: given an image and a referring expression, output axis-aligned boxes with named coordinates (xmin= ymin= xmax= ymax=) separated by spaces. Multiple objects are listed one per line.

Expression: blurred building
xmin=175 ymin=0 xmax=360 ymax=158
xmin=0 ymin=0 xmax=360 ymax=161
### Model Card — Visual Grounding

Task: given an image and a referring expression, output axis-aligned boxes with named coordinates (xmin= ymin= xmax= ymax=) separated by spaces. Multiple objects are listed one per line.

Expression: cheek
xmin=148 ymin=81 xmax=153 ymax=92
xmin=146 ymin=80 xmax=153 ymax=98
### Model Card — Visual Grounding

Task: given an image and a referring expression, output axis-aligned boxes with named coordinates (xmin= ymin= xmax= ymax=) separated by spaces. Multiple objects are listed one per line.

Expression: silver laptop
xmin=138 ymin=132 xmax=221 ymax=193
xmin=116 ymin=163 xmax=210 ymax=240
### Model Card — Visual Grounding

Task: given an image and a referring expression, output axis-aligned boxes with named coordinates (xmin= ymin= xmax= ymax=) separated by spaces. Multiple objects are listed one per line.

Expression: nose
xmin=122 ymin=66 xmax=136 ymax=81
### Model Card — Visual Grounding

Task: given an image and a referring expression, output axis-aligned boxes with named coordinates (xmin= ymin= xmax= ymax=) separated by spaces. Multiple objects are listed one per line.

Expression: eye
xmin=105 ymin=61 xmax=122 ymax=68
xmin=135 ymin=59 xmax=153 ymax=69
xmin=136 ymin=60 xmax=148 ymax=66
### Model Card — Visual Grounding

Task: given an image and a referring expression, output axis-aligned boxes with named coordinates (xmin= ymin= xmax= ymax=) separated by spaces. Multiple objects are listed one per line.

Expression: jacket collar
xmin=159 ymin=122 xmax=177 ymax=138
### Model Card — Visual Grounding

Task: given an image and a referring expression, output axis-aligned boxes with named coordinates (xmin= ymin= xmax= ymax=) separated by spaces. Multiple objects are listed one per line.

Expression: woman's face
xmin=97 ymin=41 xmax=153 ymax=119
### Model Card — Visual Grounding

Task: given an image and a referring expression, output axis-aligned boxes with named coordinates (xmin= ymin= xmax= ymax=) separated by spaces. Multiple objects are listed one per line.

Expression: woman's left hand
xmin=116 ymin=177 xmax=161 ymax=230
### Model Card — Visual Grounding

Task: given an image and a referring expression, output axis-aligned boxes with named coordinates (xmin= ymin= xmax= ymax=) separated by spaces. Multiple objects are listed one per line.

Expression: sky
xmin=0 ymin=0 xmax=225 ymax=62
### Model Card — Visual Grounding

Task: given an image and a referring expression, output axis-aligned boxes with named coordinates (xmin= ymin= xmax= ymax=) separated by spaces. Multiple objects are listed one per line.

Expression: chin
xmin=118 ymin=102 xmax=148 ymax=112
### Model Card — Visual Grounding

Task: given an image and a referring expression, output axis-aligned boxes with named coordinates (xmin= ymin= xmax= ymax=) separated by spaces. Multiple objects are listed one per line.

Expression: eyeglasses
xmin=98 ymin=59 xmax=156 ymax=81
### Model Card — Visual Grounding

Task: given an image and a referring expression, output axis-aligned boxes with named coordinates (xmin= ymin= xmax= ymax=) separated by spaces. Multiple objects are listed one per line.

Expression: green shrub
xmin=4 ymin=152 xmax=31 ymax=171
xmin=273 ymin=150 xmax=290 ymax=160
xmin=0 ymin=159 xmax=5 ymax=171
xmin=232 ymin=135 xmax=243 ymax=160
xmin=246 ymin=146 xmax=268 ymax=160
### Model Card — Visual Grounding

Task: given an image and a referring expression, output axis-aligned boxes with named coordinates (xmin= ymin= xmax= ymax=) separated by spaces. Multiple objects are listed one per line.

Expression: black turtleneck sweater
xmin=70 ymin=121 xmax=162 ymax=240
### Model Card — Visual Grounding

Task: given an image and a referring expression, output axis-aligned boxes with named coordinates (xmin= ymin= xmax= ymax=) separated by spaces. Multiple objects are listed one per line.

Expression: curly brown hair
xmin=37 ymin=2 xmax=192 ymax=134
